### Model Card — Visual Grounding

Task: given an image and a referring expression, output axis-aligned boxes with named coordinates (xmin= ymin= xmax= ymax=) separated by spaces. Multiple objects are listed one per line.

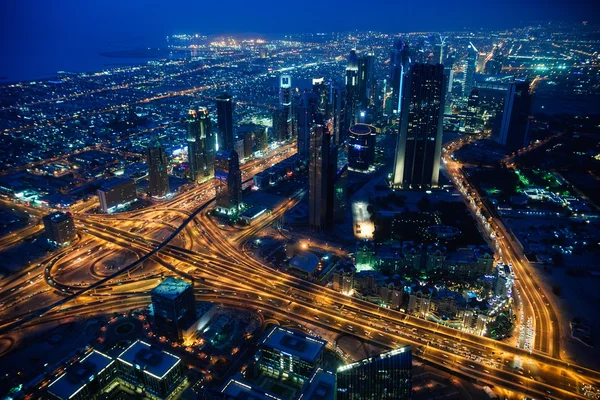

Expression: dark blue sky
xmin=0 ymin=0 xmax=597 ymax=81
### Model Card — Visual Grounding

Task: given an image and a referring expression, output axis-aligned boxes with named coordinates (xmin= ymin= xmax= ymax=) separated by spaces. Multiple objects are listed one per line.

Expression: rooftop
xmin=289 ymin=251 xmax=320 ymax=275
xmin=99 ymin=177 xmax=134 ymax=192
xmin=261 ymin=326 xmax=326 ymax=363
xmin=221 ymin=378 xmax=283 ymax=400
xmin=117 ymin=340 xmax=180 ymax=379
xmin=48 ymin=350 xmax=114 ymax=400
xmin=298 ymin=368 xmax=336 ymax=400
xmin=43 ymin=211 xmax=72 ymax=224
xmin=151 ymin=277 xmax=192 ymax=300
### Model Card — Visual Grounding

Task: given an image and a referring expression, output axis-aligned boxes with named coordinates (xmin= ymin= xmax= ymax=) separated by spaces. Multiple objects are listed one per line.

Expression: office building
xmin=151 ymin=277 xmax=197 ymax=341
xmin=117 ymin=340 xmax=184 ymax=399
xmin=215 ymin=149 xmax=242 ymax=214
xmin=390 ymin=40 xmax=411 ymax=114
xmin=298 ymin=368 xmax=336 ymax=400
xmin=43 ymin=211 xmax=76 ymax=247
xmin=344 ymin=50 xmax=359 ymax=140
xmin=336 ymin=346 xmax=412 ymax=400
xmin=308 ymin=114 xmax=337 ymax=231
xmin=391 ymin=63 xmax=445 ymax=189
xmin=48 ymin=350 xmax=117 ymax=400
xmin=257 ymin=326 xmax=326 ymax=385
xmin=272 ymin=108 xmax=288 ymax=142
xmin=497 ymin=80 xmax=531 ymax=151
xmin=216 ymin=93 xmax=234 ymax=151
xmin=220 ymin=376 xmax=283 ymax=400
xmin=187 ymin=107 xmax=215 ymax=183
xmin=146 ymin=137 xmax=170 ymax=197
xmin=97 ymin=178 xmax=136 ymax=213
xmin=462 ymin=44 xmax=477 ymax=98
xmin=357 ymin=53 xmax=375 ymax=107
xmin=348 ymin=123 xmax=376 ymax=172
xmin=296 ymin=92 xmax=319 ymax=158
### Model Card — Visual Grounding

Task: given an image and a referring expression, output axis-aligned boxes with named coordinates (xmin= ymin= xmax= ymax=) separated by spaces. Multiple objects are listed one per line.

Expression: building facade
xmin=43 ymin=211 xmax=76 ymax=247
xmin=336 ymin=346 xmax=412 ymax=400
xmin=151 ymin=277 xmax=197 ymax=341
xmin=216 ymin=93 xmax=234 ymax=151
xmin=146 ymin=137 xmax=170 ymax=197
xmin=391 ymin=63 xmax=445 ymax=189
xmin=187 ymin=107 xmax=215 ymax=183
xmin=215 ymin=149 xmax=242 ymax=215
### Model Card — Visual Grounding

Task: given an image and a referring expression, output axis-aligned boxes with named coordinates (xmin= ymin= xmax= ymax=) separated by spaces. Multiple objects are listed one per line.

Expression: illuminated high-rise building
xmin=187 ymin=107 xmax=215 ymax=183
xmin=336 ymin=346 xmax=412 ymax=400
xmin=146 ymin=136 xmax=170 ymax=197
xmin=497 ymin=80 xmax=532 ymax=151
xmin=462 ymin=44 xmax=477 ymax=98
xmin=357 ymin=53 xmax=374 ymax=107
xmin=216 ymin=93 xmax=234 ymax=151
xmin=276 ymin=75 xmax=294 ymax=142
xmin=151 ymin=277 xmax=196 ymax=341
xmin=308 ymin=114 xmax=337 ymax=232
xmin=391 ymin=63 xmax=445 ymax=189
xmin=215 ymin=149 xmax=242 ymax=214
xmin=390 ymin=40 xmax=411 ymax=114
xmin=344 ymin=50 xmax=359 ymax=141
xmin=296 ymin=92 xmax=319 ymax=157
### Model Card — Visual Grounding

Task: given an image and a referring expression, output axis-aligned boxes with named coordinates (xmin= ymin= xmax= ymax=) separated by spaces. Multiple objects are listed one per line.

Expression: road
xmin=0 ymin=137 xmax=597 ymax=400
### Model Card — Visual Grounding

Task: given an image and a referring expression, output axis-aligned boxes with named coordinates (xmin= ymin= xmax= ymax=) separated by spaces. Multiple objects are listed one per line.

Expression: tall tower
xmin=296 ymin=92 xmax=319 ymax=158
xmin=357 ymin=53 xmax=374 ymax=107
xmin=497 ymin=80 xmax=531 ymax=151
xmin=344 ymin=50 xmax=359 ymax=142
xmin=275 ymin=75 xmax=294 ymax=142
xmin=216 ymin=93 xmax=234 ymax=151
xmin=215 ymin=149 xmax=242 ymax=215
xmin=391 ymin=63 xmax=446 ymax=189
xmin=462 ymin=43 xmax=477 ymax=98
xmin=187 ymin=107 xmax=215 ymax=183
xmin=146 ymin=136 xmax=170 ymax=197
xmin=308 ymin=114 xmax=337 ymax=232
xmin=390 ymin=40 xmax=411 ymax=114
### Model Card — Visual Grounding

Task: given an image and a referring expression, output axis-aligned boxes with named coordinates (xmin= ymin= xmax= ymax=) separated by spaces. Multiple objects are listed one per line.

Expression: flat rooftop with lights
xmin=117 ymin=340 xmax=180 ymax=379
xmin=150 ymin=277 xmax=192 ymax=300
xmin=221 ymin=378 xmax=283 ymax=400
xmin=48 ymin=350 xmax=114 ymax=400
xmin=261 ymin=326 xmax=326 ymax=363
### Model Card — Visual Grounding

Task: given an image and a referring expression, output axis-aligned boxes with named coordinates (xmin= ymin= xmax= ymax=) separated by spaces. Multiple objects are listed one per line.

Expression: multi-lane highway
xmin=0 ymin=137 xmax=598 ymax=399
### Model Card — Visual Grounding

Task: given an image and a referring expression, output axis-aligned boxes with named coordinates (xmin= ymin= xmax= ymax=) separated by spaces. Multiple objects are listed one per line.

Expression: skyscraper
xmin=187 ymin=107 xmax=215 ymax=183
xmin=308 ymin=114 xmax=337 ymax=232
xmin=296 ymin=92 xmax=319 ymax=158
xmin=344 ymin=50 xmax=359 ymax=141
xmin=390 ymin=40 xmax=411 ymax=114
xmin=357 ymin=53 xmax=374 ymax=106
xmin=216 ymin=93 xmax=234 ymax=151
xmin=497 ymin=80 xmax=532 ymax=151
xmin=336 ymin=346 xmax=412 ymax=400
xmin=215 ymin=149 xmax=242 ymax=214
xmin=391 ymin=63 xmax=446 ymax=189
xmin=146 ymin=136 xmax=170 ymax=197
xmin=275 ymin=75 xmax=294 ymax=142
xmin=462 ymin=44 xmax=477 ymax=98
xmin=348 ymin=123 xmax=376 ymax=172
xmin=151 ymin=277 xmax=196 ymax=341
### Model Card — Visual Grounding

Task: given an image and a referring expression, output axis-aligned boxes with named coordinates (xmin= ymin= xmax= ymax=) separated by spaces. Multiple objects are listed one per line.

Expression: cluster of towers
xmin=146 ymin=93 xmax=242 ymax=215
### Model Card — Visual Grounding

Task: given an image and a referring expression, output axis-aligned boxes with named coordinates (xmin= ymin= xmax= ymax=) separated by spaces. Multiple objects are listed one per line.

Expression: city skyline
xmin=0 ymin=10 xmax=599 ymax=400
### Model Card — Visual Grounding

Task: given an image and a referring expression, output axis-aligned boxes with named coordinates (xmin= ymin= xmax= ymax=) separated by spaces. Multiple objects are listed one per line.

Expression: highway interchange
xmin=0 ymin=138 xmax=599 ymax=400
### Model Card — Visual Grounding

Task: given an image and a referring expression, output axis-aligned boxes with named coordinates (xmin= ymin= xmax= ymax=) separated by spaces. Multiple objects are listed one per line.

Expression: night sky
xmin=0 ymin=0 xmax=597 ymax=81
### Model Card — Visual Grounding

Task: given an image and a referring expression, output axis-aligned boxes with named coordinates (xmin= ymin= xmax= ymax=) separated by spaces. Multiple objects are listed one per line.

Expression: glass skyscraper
xmin=391 ymin=63 xmax=445 ymax=189
xmin=336 ymin=346 xmax=412 ymax=400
